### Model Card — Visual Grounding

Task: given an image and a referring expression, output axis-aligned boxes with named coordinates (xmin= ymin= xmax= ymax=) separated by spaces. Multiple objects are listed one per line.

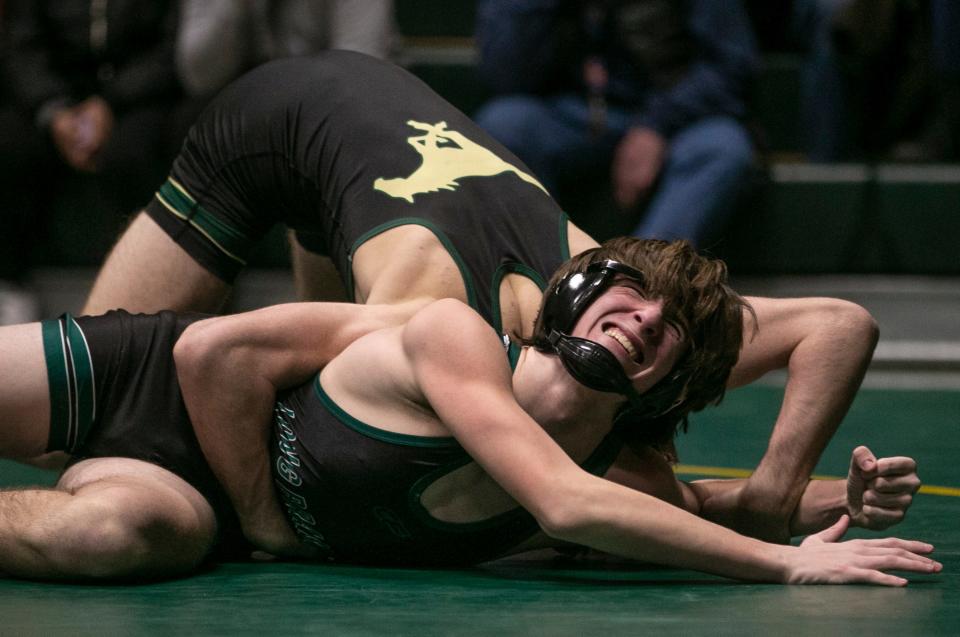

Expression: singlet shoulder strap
xmin=501 ymin=334 xmax=522 ymax=370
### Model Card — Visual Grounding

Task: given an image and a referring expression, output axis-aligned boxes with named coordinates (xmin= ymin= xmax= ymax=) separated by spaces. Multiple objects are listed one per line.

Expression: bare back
xmin=347 ymin=220 xmax=598 ymax=339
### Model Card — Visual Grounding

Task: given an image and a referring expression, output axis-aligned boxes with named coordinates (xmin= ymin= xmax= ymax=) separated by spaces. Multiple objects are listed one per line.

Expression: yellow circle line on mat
xmin=674 ymin=464 xmax=960 ymax=497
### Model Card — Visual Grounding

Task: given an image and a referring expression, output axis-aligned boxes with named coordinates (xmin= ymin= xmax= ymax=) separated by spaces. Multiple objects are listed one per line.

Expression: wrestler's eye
xmin=435 ymin=136 xmax=462 ymax=149
xmin=613 ymin=279 xmax=645 ymax=297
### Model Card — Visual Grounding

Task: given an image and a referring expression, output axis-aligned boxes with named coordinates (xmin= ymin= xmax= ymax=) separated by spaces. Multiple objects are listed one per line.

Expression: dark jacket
xmin=2 ymin=0 xmax=181 ymax=124
xmin=476 ymin=0 xmax=759 ymax=138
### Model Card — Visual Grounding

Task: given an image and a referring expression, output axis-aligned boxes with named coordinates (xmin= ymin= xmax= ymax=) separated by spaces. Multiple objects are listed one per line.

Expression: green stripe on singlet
xmin=41 ymin=315 xmax=96 ymax=453
xmin=41 ymin=318 xmax=70 ymax=451
xmin=155 ymin=178 xmax=255 ymax=265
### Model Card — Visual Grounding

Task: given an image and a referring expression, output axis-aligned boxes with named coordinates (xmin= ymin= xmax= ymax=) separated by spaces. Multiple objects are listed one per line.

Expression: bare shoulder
xmin=567 ymin=220 xmax=599 ymax=256
xmin=404 ymin=299 xmax=494 ymax=344
xmin=402 ymin=299 xmax=507 ymax=372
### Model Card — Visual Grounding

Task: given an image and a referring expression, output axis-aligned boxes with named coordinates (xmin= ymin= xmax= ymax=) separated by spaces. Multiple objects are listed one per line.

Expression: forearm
xmin=789 ymin=480 xmax=848 ymax=536
xmin=175 ymin=327 xmax=287 ymax=539
xmin=179 ymin=359 xmax=280 ymax=528
xmin=750 ymin=312 xmax=876 ymax=517
xmin=547 ymin=477 xmax=789 ymax=582
xmin=729 ymin=297 xmax=878 ymax=539
xmin=175 ymin=303 xmax=403 ymax=546
xmin=687 ymin=478 xmax=847 ymax=538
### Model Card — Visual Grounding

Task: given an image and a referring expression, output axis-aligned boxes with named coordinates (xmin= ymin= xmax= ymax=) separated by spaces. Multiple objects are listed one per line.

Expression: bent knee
xmin=47 ymin=498 xmax=213 ymax=579
xmin=474 ymin=96 xmax=550 ymax=147
xmin=671 ymin=117 xmax=754 ymax=170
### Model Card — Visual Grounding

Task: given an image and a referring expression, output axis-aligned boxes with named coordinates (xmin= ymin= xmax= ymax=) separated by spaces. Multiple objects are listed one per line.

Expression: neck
xmin=512 ymin=347 xmax=624 ymax=432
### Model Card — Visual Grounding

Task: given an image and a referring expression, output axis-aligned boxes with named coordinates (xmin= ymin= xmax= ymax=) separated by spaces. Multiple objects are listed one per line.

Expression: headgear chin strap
xmin=547 ymin=330 xmax=645 ymax=408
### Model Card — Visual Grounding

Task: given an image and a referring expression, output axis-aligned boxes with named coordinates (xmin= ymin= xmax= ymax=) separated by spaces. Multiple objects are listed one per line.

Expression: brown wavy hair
xmin=532 ymin=237 xmax=752 ymax=441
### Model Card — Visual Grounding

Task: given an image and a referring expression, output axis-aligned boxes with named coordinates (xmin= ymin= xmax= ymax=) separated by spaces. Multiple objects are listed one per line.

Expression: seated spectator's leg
xmin=0 ymin=458 xmax=217 ymax=581
xmin=634 ymin=116 xmax=753 ymax=247
xmin=474 ymin=94 xmax=611 ymax=193
xmin=83 ymin=212 xmax=231 ymax=315
xmin=793 ymin=0 xmax=854 ymax=161
xmin=931 ymin=0 xmax=960 ymax=158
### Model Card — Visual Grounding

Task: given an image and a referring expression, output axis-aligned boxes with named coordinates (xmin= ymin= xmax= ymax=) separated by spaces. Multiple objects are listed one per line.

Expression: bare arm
xmin=175 ymin=302 xmax=409 ymax=554
xmin=403 ymin=301 xmax=937 ymax=585
xmin=606 ymin=442 xmax=920 ymax=538
xmin=718 ymin=296 xmax=879 ymax=541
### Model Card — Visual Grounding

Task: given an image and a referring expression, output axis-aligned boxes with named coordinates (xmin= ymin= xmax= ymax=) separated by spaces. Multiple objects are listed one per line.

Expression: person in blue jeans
xmin=473 ymin=0 xmax=759 ymax=247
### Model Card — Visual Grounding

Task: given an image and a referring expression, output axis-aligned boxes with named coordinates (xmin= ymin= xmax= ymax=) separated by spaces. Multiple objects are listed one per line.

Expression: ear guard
xmin=538 ymin=260 xmax=647 ymax=337
xmin=536 ymin=260 xmax=647 ymax=408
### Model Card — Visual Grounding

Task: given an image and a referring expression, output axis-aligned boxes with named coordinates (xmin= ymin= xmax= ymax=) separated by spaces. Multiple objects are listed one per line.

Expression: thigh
xmin=83 ymin=211 xmax=231 ymax=315
xmin=289 ymin=233 xmax=349 ymax=302
xmin=64 ymin=310 xmax=246 ymax=554
xmin=640 ymin=117 xmax=753 ymax=244
xmin=475 ymin=94 xmax=611 ymax=186
xmin=0 ymin=323 xmax=51 ymax=459
xmin=665 ymin=116 xmax=754 ymax=169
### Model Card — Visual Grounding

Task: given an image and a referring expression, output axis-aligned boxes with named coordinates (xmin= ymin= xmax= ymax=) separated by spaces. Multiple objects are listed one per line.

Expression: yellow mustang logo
xmin=374 ymin=120 xmax=548 ymax=202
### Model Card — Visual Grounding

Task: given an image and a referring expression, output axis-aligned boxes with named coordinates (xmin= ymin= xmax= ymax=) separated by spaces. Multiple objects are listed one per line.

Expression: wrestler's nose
xmin=632 ymin=300 xmax=665 ymax=338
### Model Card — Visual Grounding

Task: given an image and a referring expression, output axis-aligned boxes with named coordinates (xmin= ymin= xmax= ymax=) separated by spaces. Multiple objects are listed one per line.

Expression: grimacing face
xmin=570 ymin=280 xmax=685 ymax=395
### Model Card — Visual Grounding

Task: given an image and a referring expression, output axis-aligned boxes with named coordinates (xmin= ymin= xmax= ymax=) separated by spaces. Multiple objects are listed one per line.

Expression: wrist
xmin=774 ymin=544 xmax=803 ymax=584
xmin=789 ymin=480 xmax=847 ymax=535
xmin=736 ymin=479 xmax=796 ymax=542
xmin=35 ymin=98 xmax=73 ymax=131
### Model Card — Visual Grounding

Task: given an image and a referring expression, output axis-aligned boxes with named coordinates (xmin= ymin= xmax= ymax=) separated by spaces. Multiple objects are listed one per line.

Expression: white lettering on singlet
xmin=274 ymin=404 xmax=302 ymax=487
xmin=272 ymin=402 xmax=331 ymax=552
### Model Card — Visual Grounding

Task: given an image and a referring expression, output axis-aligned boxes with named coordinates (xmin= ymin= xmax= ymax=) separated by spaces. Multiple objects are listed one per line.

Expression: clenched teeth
xmin=604 ymin=327 xmax=638 ymax=361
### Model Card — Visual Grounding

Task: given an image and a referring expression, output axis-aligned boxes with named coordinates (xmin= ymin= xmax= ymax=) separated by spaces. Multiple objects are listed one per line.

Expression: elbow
xmin=535 ymin=504 xmax=582 ymax=542
xmin=530 ymin=488 xmax=593 ymax=543
xmin=825 ymin=299 xmax=879 ymax=354
xmin=173 ymin=320 xmax=221 ymax=380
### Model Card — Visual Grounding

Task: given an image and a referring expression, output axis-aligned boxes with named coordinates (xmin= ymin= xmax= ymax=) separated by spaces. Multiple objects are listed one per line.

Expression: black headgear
xmin=535 ymin=259 xmax=648 ymax=407
xmin=534 ymin=259 xmax=682 ymax=417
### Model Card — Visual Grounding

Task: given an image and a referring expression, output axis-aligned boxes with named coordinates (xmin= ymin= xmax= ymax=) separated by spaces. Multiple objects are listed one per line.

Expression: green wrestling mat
xmin=1 ymin=384 xmax=957 ymax=636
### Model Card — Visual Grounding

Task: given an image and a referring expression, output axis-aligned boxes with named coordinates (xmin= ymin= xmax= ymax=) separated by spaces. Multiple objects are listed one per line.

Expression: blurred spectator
xmin=929 ymin=0 xmax=960 ymax=160
xmin=745 ymin=0 xmax=852 ymax=160
xmin=0 ymin=0 xmax=193 ymax=321
xmin=177 ymin=0 xmax=397 ymax=99
xmin=1 ymin=1 xmax=188 ymax=202
xmin=473 ymin=0 xmax=759 ymax=248
xmin=0 ymin=0 xmax=42 ymax=323
xmin=749 ymin=0 xmax=960 ymax=161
